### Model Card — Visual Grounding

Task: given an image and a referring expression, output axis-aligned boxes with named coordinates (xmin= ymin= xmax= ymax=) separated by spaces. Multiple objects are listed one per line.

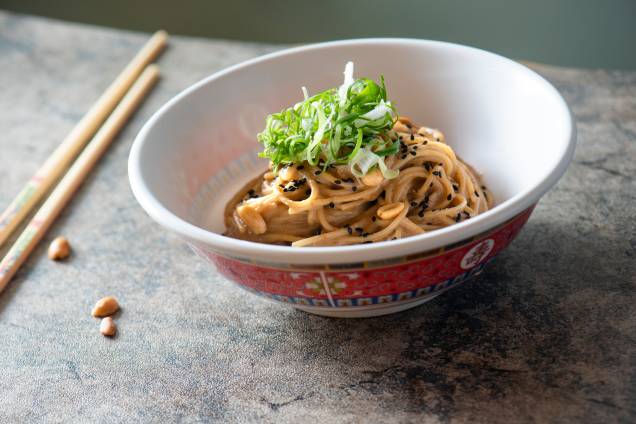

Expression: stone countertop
xmin=0 ymin=11 xmax=634 ymax=424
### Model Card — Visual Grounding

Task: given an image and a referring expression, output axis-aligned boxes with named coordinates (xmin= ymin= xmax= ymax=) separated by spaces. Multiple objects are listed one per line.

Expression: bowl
xmin=128 ymin=39 xmax=575 ymax=318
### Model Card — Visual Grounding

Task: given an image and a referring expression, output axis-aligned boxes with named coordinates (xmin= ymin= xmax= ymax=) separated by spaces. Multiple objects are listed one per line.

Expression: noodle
xmin=224 ymin=117 xmax=493 ymax=246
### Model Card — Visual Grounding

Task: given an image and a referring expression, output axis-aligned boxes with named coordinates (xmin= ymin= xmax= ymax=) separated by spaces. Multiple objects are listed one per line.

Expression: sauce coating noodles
xmin=224 ymin=117 xmax=492 ymax=246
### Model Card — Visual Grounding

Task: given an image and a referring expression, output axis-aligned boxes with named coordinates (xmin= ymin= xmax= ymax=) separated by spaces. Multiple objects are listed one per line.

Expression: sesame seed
xmin=362 ymin=232 xmax=369 ymax=237
xmin=455 ymin=213 xmax=461 ymax=222
xmin=297 ymin=165 xmax=304 ymax=170
xmin=410 ymin=134 xmax=415 ymax=140
xmin=401 ymin=155 xmax=407 ymax=159
xmin=418 ymin=211 xmax=424 ymax=217
xmin=423 ymin=140 xmax=428 ymax=145
xmin=355 ymin=227 xmax=363 ymax=234
xmin=314 ymin=170 xmax=322 ymax=175
xmin=447 ymin=194 xmax=452 ymax=201
xmin=329 ymin=202 xmax=335 ymax=208
xmin=371 ymin=216 xmax=377 ymax=222
xmin=453 ymin=184 xmax=459 ymax=192
xmin=433 ymin=171 xmax=442 ymax=177
xmin=352 ymin=186 xmax=357 ymax=192
xmin=474 ymin=191 xmax=480 ymax=197
xmin=334 ymin=179 xmax=342 ymax=185
xmin=347 ymin=227 xmax=353 ymax=235
xmin=409 ymin=151 xmax=417 ymax=156
xmin=410 ymin=201 xmax=417 ymax=207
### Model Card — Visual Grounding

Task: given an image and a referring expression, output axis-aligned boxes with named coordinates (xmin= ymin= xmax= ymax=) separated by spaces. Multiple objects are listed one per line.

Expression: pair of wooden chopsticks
xmin=0 ymin=31 xmax=169 ymax=293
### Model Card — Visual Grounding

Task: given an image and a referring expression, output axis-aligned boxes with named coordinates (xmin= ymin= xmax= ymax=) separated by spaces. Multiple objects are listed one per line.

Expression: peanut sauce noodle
xmin=224 ymin=117 xmax=492 ymax=247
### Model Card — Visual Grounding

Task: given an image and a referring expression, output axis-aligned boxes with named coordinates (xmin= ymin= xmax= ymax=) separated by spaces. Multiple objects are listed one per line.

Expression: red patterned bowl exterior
xmin=192 ymin=207 xmax=533 ymax=310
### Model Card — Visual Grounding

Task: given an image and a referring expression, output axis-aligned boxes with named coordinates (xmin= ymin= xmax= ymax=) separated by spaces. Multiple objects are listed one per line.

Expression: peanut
xmin=377 ymin=202 xmax=405 ymax=220
xmin=91 ymin=296 xmax=119 ymax=317
xmin=361 ymin=169 xmax=383 ymax=186
xmin=279 ymin=165 xmax=299 ymax=182
xmin=48 ymin=236 xmax=71 ymax=260
xmin=237 ymin=205 xmax=267 ymax=234
xmin=417 ymin=126 xmax=445 ymax=142
xmin=100 ymin=317 xmax=117 ymax=337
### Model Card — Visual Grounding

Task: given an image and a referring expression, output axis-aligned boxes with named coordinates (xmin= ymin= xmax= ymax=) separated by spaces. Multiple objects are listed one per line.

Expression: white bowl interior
xmin=130 ymin=39 xmax=572 ymax=262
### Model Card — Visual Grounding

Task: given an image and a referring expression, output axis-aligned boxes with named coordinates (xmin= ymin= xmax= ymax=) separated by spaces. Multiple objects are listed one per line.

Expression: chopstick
xmin=0 ymin=30 xmax=168 ymax=248
xmin=0 ymin=65 xmax=160 ymax=293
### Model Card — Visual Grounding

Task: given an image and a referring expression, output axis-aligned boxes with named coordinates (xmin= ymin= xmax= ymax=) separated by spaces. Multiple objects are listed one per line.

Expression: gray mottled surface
xmin=1 ymin=11 xmax=635 ymax=424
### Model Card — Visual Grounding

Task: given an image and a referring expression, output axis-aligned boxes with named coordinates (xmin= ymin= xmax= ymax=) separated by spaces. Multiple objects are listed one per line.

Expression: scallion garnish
xmin=257 ymin=62 xmax=399 ymax=178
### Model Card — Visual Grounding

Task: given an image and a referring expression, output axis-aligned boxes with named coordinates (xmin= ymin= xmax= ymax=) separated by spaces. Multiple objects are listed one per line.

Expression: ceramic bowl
xmin=129 ymin=39 xmax=575 ymax=318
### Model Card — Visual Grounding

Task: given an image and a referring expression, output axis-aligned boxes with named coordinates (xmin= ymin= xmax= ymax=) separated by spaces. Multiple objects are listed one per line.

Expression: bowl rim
xmin=128 ymin=37 xmax=576 ymax=264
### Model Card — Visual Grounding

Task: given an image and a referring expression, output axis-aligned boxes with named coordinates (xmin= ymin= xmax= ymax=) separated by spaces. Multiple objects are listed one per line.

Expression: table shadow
xmin=272 ymin=219 xmax=634 ymax=419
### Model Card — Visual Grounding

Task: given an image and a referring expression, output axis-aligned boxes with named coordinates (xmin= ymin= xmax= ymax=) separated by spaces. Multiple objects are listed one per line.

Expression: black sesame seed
xmin=409 ymin=151 xmax=417 ymax=156
xmin=424 ymin=163 xmax=431 ymax=171
xmin=248 ymin=189 xmax=255 ymax=195
xmin=314 ymin=228 xmax=322 ymax=236
xmin=423 ymin=140 xmax=428 ymax=145
xmin=347 ymin=227 xmax=353 ymax=235
xmin=418 ymin=211 xmax=425 ymax=217
xmin=433 ymin=171 xmax=442 ymax=177
xmin=334 ymin=179 xmax=342 ymax=184
xmin=355 ymin=227 xmax=363 ymax=234
xmin=352 ymin=186 xmax=357 ymax=192
xmin=410 ymin=201 xmax=417 ymax=207
xmin=453 ymin=184 xmax=459 ymax=192
xmin=329 ymin=202 xmax=335 ymax=208
xmin=314 ymin=170 xmax=322 ymax=175
xmin=447 ymin=194 xmax=452 ymax=201
xmin=371 ymin=216 xmax=377 ymax=222
xmin=401 ymin=155 xmax=407 ymax=159
xmin=297 ymin=165 xmax=304 ymax=170
xmin=455 ymin=213 xmax=461 ymax=222
xmin=362 ymin=232 xmax=369 ymax=237
xmin=410 ymin=134 xmax=415 ymax=140
xmin=474 ymin=191 xmax=480 ymax=197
